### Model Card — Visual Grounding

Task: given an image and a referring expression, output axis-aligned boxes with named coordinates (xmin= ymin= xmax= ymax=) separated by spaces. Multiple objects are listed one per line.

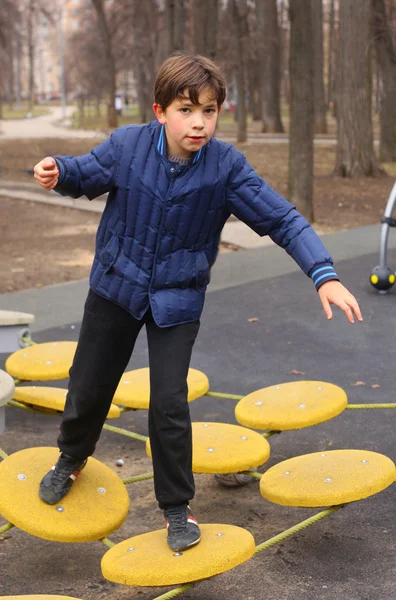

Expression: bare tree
xmin=0 ymin=0 xmax=19 ymax=117
xmin=256 ymin=0 xmax=284 ymax=132
xmin=192 ymin=0 xmax=219 ymax=59
xmin=288 ymin=0 xmax=314 ymax=221
xmin=27 ymin=0 xmax=35 ymax=111
xmin=371 ymin=0 xmax=396 ymax=161
xmin=91 ymin=0 xmax=118 ymax=128
xmin=327 ymin=0 xmax=336 ymax=110
xmin=230 ymin=0 xmax=248 ymax=142
xmin=311 ymin=0 xmax=327 ymax=133
xmin=166 ymin=0 xmax=185 ymax=54
xmin=334 ymin=0 xmax=380 ymax=176
xmin=131 ymin=0 xmax=160 ymax=122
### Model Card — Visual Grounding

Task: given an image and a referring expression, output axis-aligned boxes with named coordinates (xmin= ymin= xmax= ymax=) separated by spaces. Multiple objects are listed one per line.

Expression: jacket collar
xmin=154 ymin=122 xmax=203 ymax=164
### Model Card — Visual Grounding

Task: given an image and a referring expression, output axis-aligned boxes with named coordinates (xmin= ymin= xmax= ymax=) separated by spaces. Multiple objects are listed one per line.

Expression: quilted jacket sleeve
xmin=226 ymin=149 xmax=336 ymax=279
xmin=53 ymin=129 xmax=124 ymax=200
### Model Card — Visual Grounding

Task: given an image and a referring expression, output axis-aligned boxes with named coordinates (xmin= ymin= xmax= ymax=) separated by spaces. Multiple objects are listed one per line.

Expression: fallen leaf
xmin=328 ymin=441 xmax=333 ymax=446
xmin=287 ymin=341 xmax=292 ymax=344
xmin=289 ymin=369 xmax=305 ymax=375
xmin=352 ymin=381 xmax=366 ymax=386
xmin=0 ymin=535 xmax=11 ymax=542
xmin=248 ymin=317 xmax=260 ymax=323
xmin=371 ymin=384 xmax=380 ymax=389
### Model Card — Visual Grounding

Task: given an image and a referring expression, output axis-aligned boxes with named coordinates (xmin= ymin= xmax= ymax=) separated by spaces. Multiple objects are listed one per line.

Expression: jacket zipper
xmin=149 ymin=175 xmax=176 ymax=292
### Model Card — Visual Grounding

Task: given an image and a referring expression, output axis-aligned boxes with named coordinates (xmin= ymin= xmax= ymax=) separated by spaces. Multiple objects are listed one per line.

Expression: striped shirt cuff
xmin=309 ymin=263 xmax=339 ymax=291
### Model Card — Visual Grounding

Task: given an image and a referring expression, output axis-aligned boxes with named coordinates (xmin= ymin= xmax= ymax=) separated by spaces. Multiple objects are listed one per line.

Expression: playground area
xmin=0 ymin=223 xmax=396 ymax=600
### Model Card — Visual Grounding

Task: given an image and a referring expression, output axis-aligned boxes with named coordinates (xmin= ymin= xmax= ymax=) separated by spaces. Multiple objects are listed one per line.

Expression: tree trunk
xmin=230 ymin=0 xmax=248 ymax=143
xmin=95 ymin=95 xmax=101 ymax=117
xmin=248 ymin=59 xmax=262 ymax=121
xmin=371 ymin=0 xmax=396 ymax=161
xmin=288 ymin=0 xmax=314 ymax=222
xmin=311 ymin=0 xmax=327 ymax=133
xmin=256 ymin=0 xmax=284 ymax=133
xmin=192 ymin=0 xmax=219 ymax=60
xmin=15 ymin=22 xmax=22 ymax=109
xmin=91 ymin=0 xmax=118 ymax=129
xmin=327 ymin=0 xmax=335 ymax=110
xmin=334 ymin=0 xmax=380 ymax=177
xmin=166 ymin=0 xmax=185 ymax=54
xmin=27 ymin=0 xmax=35 ymax=112
xmin=132 ymin=0 xmax=157 ymax=123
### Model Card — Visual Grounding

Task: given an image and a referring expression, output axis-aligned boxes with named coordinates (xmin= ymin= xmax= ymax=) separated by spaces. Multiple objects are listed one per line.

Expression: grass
xmin=1 ymin=102 xmax=50 ymax=119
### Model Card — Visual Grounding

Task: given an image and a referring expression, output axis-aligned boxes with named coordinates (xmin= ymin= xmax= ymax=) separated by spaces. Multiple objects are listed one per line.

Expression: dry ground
xmin=1 ymin=137 xmax=395 ymax=293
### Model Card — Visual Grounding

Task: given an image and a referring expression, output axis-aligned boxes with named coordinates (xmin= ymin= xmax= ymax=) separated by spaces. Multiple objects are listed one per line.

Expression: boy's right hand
xmin=33 ymin=157 xmax=59 ymax=191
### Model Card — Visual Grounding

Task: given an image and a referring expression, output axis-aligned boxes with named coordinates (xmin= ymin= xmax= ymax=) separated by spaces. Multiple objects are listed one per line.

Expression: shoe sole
xmin=169 ymin=534 xmax=201 ymax=552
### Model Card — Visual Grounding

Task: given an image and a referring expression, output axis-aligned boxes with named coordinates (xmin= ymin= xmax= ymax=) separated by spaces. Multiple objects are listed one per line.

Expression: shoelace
xmin=51 ymin=456 xmax=78 ymax=485
xmin=166 ymin=507 xmax=188 ymax=535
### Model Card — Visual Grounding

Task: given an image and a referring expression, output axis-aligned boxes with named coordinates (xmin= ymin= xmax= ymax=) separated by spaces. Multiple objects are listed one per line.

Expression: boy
xmin=33 ymin=54 xmax=362 ymax=552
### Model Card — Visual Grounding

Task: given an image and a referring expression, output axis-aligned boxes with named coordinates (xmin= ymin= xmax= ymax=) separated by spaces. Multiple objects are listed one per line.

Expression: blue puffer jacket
xmin=54 ymin=120 xmax=337 ymax=327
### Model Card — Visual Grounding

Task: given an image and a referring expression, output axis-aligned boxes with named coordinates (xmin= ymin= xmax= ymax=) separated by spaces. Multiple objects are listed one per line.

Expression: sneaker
xmin=164 ymin=504 xmax=201 ymax=552
xmin=39 ymin=453 xmax=87 ymax=505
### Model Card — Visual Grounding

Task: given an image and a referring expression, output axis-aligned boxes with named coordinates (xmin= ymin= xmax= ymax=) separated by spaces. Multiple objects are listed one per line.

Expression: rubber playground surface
xmin=0 ymin=228 xmax=396 ymax=600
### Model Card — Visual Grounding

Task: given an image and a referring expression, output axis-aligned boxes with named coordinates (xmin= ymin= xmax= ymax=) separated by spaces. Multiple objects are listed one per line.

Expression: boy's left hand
xmin=318 ymin=281 xmax=363 ymax=324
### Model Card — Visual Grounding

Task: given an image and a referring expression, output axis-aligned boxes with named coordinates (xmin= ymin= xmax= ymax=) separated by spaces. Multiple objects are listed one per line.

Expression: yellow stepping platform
xmin=147 ymin=422 xmax=270 ymax=473
xmin=235 ymin=381 xmax=347 ymax=431
xmin=13 ymin=386 xmax=120 ymax=419
xmin=5 ymin=342 xmax=77 ymax=381
xmin=112 ymin=367 xmax=209 ymax=409
xmin=1 ymin=597 xmax=82 ymax=599
xmin=0 ymin=447 xmax=129 ymax=542
xmin=260 ymin=449 xmax=395 ymax=507
xmin=101 ymin=523 xmax=255 ymax=586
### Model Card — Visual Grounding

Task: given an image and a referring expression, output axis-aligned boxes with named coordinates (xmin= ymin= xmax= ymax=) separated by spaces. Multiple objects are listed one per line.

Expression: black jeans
xmin=58 ymin=289 xmax=200 ymax=509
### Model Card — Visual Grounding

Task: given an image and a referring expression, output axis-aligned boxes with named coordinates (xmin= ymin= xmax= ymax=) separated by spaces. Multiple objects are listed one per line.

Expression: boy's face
xmin=153 ymin=87 xmax=221 ymax=159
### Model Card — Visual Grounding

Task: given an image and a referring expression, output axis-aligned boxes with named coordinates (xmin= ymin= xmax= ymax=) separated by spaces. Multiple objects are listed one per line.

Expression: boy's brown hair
xmin=154 ymin=54 xmax=226 ymax=110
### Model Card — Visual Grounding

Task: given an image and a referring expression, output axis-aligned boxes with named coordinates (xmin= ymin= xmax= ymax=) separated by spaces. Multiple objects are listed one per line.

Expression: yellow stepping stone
xmin=13 ymin=386 xmax=120 ymax=419
xmin=101 ymin=523 xmax=255 ymax=586
xmin=1 ymin=597 xmax=82 ymax=599
xmin=5 ymin=342 xmax=77 ymax=381
xmin=260 ymin=449 xmax=395 ymax=507
xmin=147 ymin=422 xmax=270 ymax=473
xmin=235 ymin=381 xmax=347 ymax=431
xmin=0 ymin=447 xmax=129 ymax=542
xmin=113 ymin=367 xmax=209 ymax=410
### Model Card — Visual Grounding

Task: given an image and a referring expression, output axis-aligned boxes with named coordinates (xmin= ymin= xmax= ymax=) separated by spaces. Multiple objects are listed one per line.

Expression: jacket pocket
xmin=195 ymin=250 xmax=210 ymax=291
xmin=99 ymin=234 xmax=120 ymax=273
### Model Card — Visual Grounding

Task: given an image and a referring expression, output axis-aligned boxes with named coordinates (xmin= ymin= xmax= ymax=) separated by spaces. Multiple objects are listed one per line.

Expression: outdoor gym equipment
xmin=1 ymin=331 xmax=396 ymax=599
xmin=0 ymin=310 xmax=35 ymax=353
xmin=370 ymin=181 xmax=396 ymax=292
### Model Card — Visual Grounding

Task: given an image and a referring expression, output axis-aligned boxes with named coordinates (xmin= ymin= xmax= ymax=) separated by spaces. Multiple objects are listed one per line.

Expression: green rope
xmin=100 ymin=536 xmax=116 ymax=548
xmin=118 ymin=406 xmax=137 ymax=413
xmin=0 ymin=522 xmax=15 ymax=535
xmin=205 ymin=391 xmax=244 ymax=401
xmin=0 ymin=448 xmax=8 ymax=461
xmin=346 ymin=403 xmax=396 ymax=409
xmin=152 ymin=583 xmax=194 ymax=599
xmin=123 ymin=472 xmax=154 ymax=485
xmin=262 ymin=430 xmax=281 ymax=438
xmin=21 ymin=336 xmax=36 ymax=346
xmin=254 ymin=505 xmax=342 ymax=554
xmin=103 ymin=423 xmax=148 ymax=442
xmin=7 ymin=399 xmax=36 ymax=412
xmin=239 ymin=470 xmax=262 ymax=480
